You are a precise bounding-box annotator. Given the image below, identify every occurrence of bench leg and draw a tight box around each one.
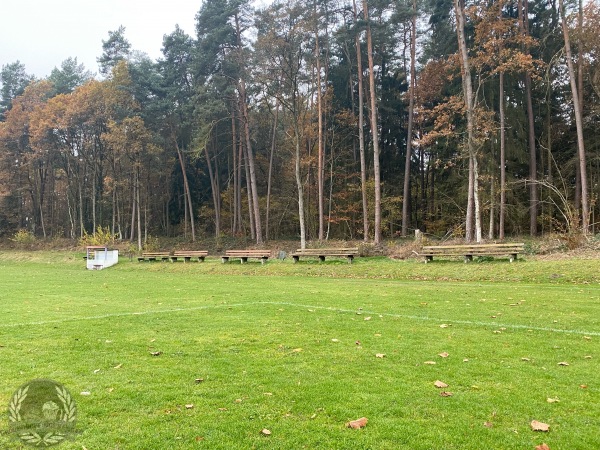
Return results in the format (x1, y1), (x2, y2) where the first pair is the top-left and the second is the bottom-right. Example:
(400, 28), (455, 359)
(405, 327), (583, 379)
(347, 256), (353, 264)
(319, 255), (325, 262)
(241, 257), (248, 264)
(261, 257), (268, 264)
(199, 257), (205, 262)
(464, 255), (473, 263)
(293, 256), (299, 263)
(425, 256), (432, 263)
(510, 254), (516, 263)
(221, 257), (229, 263)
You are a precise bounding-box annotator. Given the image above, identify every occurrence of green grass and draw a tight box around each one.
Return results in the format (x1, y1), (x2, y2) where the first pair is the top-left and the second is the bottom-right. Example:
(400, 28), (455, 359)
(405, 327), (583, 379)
(0, 251), (599, 449)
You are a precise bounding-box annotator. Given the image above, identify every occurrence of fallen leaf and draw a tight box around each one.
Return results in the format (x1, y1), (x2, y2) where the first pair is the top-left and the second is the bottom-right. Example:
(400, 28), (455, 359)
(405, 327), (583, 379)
(483, 421), (493, 428)
(291, 348), (302, 353)
(557, 361), (569, 366)
(463, 358), (469, 362)
(440, 324), (449, 328)
(185, 404), (194, 409)
(583, 336), (591, 340)
(195, 378), (204, 384)
(423, 361), (436, 365)
(355, 340), (361, 346)
(235, 398), (243, 403)
(331, 339), (339, 342)
(434, 380), (449, 388)
(546, 397), (559, 403)
(80, 391), (91, 396)
(584, 355), (592, 359)
(195, 436), (205, 442)
(150, 351), (162, 356)
(93, 369), (101, 374)
(346, 417), (368, 429)
(440, 391), (453, 397)
(531, 420), (550, 432)
(375, 353), (385, 358)
(438, 352), (449, 358)
(364, 317), (372, 321)
(580, 384), (588, 389)
(521, 357), (531, 362)
(535, 444), (550, 450)
(218, 408), (228, 411)
(263, 392), (273, 396)
(114, 363), (123, 369)
(261, 429), (272, 436)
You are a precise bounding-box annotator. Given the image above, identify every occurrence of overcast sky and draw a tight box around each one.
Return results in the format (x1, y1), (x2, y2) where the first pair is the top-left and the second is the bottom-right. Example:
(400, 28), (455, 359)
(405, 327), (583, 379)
(1, 0), (201, 78)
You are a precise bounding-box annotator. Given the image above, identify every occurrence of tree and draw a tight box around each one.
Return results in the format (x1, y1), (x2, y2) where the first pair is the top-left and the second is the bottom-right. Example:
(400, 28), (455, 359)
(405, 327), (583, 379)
(362, 0), (382, 245)
(98, 26), (131, 76)
(1, 61), (33, 120)
(558, 0), (588, 233)
(48, 57), (92, 95)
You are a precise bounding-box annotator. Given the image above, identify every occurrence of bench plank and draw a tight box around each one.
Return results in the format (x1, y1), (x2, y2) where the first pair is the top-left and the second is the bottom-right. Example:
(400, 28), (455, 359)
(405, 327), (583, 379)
(170, 251), (208, 262)
(291, 247), (359, 263)
(138, 252), (172, 262)
(418, 243), (524, 263)
(222, 250), (271, 264)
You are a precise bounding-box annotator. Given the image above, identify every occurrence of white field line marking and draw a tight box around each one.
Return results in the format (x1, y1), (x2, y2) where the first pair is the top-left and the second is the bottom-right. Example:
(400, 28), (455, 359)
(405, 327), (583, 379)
(2, 301), (600, 337)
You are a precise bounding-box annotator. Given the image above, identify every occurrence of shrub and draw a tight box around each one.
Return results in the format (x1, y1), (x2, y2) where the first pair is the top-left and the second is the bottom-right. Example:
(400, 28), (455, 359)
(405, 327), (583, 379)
(10, 229), (36, 247)
(78, 226), (116, 247)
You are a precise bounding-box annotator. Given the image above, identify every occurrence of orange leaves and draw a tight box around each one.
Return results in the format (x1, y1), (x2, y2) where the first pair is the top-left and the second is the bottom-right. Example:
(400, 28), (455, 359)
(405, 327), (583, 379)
(346, 417), (368, 429)
(530, 420), (550, 432)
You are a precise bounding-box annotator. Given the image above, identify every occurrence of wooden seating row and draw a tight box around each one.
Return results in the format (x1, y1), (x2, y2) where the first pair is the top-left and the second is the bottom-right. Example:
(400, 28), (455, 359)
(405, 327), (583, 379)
(417, 243), (525, 263)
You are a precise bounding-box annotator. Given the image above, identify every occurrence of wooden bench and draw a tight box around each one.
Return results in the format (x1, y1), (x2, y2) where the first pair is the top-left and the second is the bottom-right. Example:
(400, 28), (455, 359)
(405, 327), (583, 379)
(170, 250), (208, 262)
(418, 243), (525, 263)
(221, 249), (271, 264)
(138, 252), (171, 262)
(291, 248), (359, 264)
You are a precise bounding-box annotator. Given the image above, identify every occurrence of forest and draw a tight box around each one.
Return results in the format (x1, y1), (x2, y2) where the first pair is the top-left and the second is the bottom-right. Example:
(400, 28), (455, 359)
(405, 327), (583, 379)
(1, 0), (599, 249)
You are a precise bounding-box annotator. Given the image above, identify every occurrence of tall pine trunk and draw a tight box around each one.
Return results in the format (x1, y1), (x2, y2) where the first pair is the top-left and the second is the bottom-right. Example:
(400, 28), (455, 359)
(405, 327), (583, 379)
(559, 0), (589, 233)
(353, 0), (369, 241)
(402, 0), (417, 237)
(363, 0), (382, 245)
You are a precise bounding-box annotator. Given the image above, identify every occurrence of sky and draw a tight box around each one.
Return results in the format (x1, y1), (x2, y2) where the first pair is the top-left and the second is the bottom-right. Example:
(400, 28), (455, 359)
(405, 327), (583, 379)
(1, 0), (201, 78)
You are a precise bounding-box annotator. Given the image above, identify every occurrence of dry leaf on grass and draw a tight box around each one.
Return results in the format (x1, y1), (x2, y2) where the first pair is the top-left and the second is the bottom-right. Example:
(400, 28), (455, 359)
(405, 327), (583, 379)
(531, 420), (550, 432)
(440, 391), (453, 397)
(546, 397), (560, 403)
(150, 351), (162, 356)
(557, 361), (569, 366)
(483, 421), (493, 428)
(434, 380), (448, 388)
(438, 352), (449, 358)
(423, 361), (436, 365)
(439, 324), (449, 328)
(535, 444), (551, 450)
(375, 353), (385, 358)
(113, 363), (123, 369)
(195, 378), (204, 384)
(291, 348), (303, 353)
(185, 404), (194, 409)
(261, 429), (272, 436)
(346, 417), (368, 429)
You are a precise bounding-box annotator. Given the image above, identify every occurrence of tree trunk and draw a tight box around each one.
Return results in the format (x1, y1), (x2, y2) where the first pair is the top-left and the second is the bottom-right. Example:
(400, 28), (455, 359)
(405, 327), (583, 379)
(402, 0), (417, 237)
(353, 0), (369, 241)
(266, 103), (279, 241)
(315, 28), (325, 242)
(559, 0), (589, 233)
(499, 71), (506, 240)
(294, 124), (306, 249)
(175, 139), (195, 242)
(235, 13), (262, 244)
(204, 144), (220, 238)
(363, 0), (382, 245)
(454, 0), (480, 242)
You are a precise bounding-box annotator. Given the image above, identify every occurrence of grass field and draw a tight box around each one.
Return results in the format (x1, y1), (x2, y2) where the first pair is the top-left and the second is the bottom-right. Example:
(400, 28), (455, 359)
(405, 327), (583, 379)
(0, 251), (599, 449)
